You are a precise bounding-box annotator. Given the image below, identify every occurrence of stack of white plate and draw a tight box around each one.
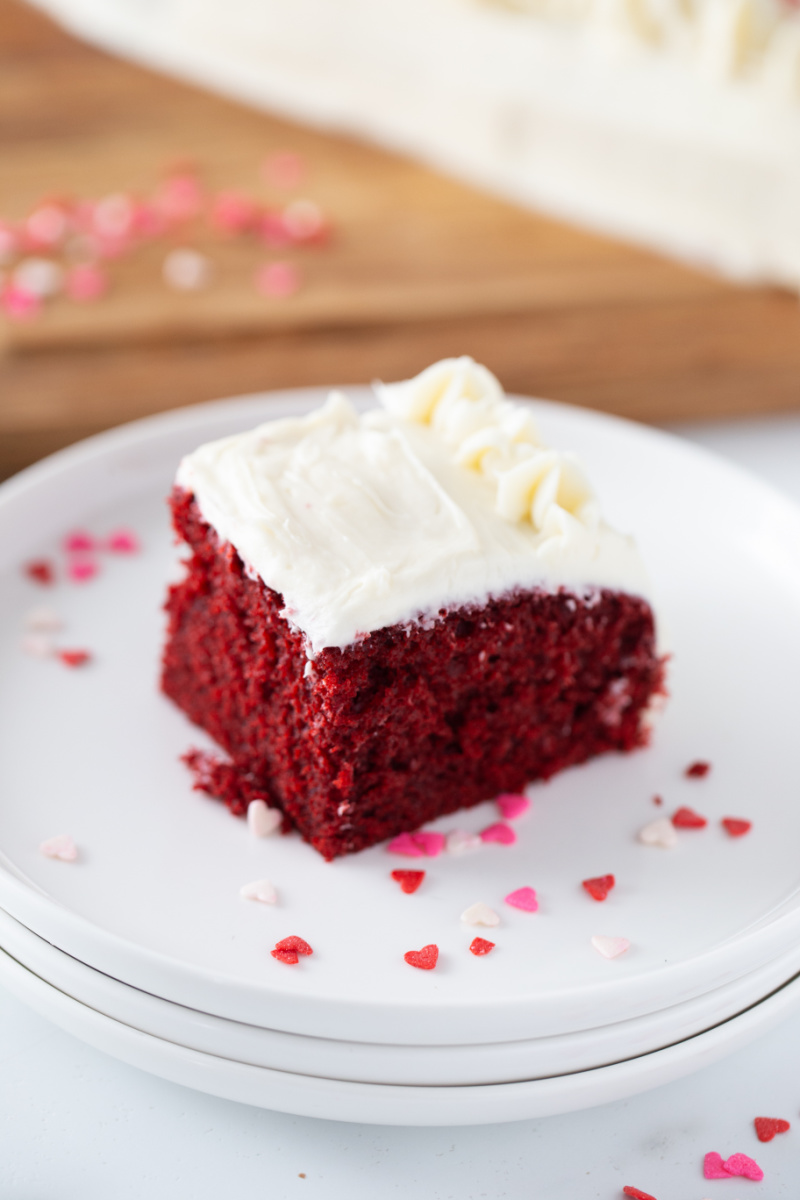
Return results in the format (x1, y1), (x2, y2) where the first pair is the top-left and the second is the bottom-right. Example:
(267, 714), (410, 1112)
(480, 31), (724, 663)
(2, 389), (800, 1127)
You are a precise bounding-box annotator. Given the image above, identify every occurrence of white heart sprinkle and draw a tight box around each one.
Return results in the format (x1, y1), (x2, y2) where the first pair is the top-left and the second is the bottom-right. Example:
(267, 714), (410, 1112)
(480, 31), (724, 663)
(447, 829), (482, 856)
(460, 902), (500, 927)
(239, 879), (278, 905)
(638, 817), (678, 849)
(247, 800), (282, 838)
(24, 606), (62, 632)
(39, 834), (78, 862)
(21, 633), (55, 659)
(591, 935), (630, 960)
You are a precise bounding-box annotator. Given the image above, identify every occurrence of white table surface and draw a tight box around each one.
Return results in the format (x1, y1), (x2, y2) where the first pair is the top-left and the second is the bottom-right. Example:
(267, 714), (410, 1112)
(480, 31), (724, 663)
(3, 410), (800, 1200)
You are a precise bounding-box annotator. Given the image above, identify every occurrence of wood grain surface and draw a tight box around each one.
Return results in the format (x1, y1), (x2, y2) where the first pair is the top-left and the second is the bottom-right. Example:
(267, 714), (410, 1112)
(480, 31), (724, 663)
(1, 0), (799, 480)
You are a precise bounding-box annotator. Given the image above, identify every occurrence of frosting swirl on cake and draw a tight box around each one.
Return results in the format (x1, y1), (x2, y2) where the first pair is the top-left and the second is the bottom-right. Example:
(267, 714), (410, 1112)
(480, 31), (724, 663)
(176, 358), (651, 653)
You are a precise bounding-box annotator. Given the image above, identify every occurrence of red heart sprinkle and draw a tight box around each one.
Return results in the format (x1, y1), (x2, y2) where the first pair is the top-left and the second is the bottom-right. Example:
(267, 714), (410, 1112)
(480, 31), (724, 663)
(582, 874), (615, 902)
(271, 947), (299, 964)
(722, 818), (752, 838)
(685, 760), (711, 778)
(623, 1188), (657, 1200)
(271, 935), (313, 965)
(25, 559), (55, 586)
(404, 943), (439, 970)
(754, 1116), (790, 1142)
(469, 937), (495, 956)
(391, 869), (425, 894)
(59, 649), (91, 668)
(672, 806), (707, 829)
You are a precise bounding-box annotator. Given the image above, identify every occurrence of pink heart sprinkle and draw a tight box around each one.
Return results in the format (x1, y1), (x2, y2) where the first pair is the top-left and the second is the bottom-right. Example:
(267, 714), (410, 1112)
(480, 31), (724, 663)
(106, 528), (140, 554)
(481, 822), (517, 846)
(64, 530), (95, 554)
(703, 1153), (730, 1180)
(2, 284), (41, 321)
(256, 260), (300, 298)
(67, 556), (99, 583)
(65, 264), (107, 302)
(39, 834), (78, 862)
(413, 831), (446, 857)
(505, 886), (538, 912)
(722, 1153), (763, 1181)
(387, 832), (424, 857)
(496, 793), (530, 820)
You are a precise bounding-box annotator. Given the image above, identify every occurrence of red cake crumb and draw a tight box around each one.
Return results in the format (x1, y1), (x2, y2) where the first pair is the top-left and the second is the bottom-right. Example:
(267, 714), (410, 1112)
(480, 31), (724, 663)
(162, 489), (665, 859)
(469, 937), (495, 956)
(672, 806), (707, 829)
(25, 559), (54, 586)
(271, 935), (313, 965)
(391, 869), (425, 894)
(722, 818), (752, 838)
(754, 1117), (790, 1142)
(622, 1188), (657, 1200)
(404, 944), (439, 970)
(685, 760), (711, 778)
(582, 874), (615, 902)
(652, 794), (663, 806)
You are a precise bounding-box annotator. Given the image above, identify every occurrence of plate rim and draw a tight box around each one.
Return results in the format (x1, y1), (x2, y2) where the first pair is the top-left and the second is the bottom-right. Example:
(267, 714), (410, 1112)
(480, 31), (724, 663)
(3, 387), (800, 1043)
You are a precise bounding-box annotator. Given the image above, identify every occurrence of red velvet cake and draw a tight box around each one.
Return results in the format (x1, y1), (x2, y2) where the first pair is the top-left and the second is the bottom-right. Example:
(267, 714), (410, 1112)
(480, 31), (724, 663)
(162, 358), (664, 859)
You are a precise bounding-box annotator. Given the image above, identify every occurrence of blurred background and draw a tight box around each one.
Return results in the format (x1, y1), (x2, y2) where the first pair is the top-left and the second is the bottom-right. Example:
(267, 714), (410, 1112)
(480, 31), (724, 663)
(2, 0), (800, 482)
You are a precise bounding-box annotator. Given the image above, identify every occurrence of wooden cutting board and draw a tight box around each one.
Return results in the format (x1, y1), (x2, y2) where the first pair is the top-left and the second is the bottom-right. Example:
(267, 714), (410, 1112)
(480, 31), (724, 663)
(2, 0), (799, 480)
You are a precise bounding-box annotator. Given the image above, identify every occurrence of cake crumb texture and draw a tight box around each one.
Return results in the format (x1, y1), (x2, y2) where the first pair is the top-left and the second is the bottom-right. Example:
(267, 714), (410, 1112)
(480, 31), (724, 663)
(163, 489), (665, 859)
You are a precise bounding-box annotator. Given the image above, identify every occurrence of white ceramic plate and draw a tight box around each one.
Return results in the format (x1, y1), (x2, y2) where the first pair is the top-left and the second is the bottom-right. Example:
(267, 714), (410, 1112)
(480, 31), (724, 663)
(3, 938), (800, 1125)
(3, 902), (800, 1086)
(2, 391), (800, 1044)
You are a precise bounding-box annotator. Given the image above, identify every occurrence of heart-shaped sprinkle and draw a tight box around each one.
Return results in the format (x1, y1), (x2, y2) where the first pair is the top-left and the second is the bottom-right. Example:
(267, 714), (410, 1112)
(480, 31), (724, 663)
(722, 1153), (763, 1181)
(722, 817), (752, 838)
(271, 935), (312, 965)
(388, 831), (424, 857)
(22, 633), (54, 659)
(469, 937), (495, 956)
(106, 528), (140, 554)
(391, 869), (425, 894)
(481, 822), (516, 846)
(404, 943), (439, 970)
(461, 902), (500, 927)
(505, 886), (538, 912)
(239, 879), (277, 904)
(638, 818), (678, 849)
(591, 935), (630, 959)
(754, 1116), (790, 1142)
(24, 606), (62, 632)
(64, 530), (95, 553)
(446, 829), (482, 855)
(686, 760), (711, 778)
(622, 1188), (656, 1200)
(39, 834), (78, 862)
(67, 556), (99, 583)
(496, 793), (530, 820)
(59, 649), (91, 668)
(25, 559), (55, 586)
(247, 799), (282, 838)
(703, 1153), (729, 1179)
(672, 806), (707, 829)
(582, 874), (615, 902)
(413, 831), (446, 857)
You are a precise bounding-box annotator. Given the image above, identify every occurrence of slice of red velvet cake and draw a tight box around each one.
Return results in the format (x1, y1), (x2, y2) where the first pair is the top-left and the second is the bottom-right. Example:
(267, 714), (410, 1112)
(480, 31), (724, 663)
(162, 357), (664, 859)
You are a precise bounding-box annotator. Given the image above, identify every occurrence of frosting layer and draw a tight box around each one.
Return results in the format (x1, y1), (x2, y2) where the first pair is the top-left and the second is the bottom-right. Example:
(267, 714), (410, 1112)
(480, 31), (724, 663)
(176, 359), (651, 653)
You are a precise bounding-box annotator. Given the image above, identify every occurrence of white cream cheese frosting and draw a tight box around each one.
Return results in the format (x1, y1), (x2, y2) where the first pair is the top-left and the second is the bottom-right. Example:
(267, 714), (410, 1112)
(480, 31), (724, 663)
(176, 358), (651, 654)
